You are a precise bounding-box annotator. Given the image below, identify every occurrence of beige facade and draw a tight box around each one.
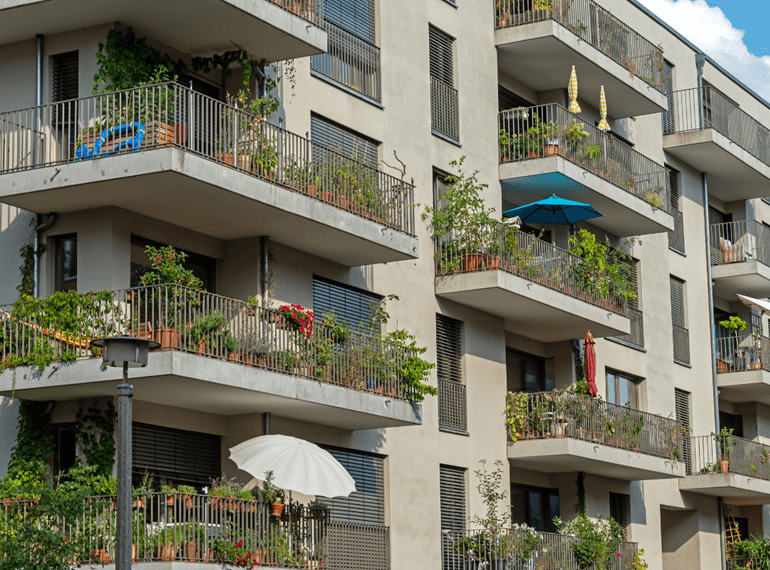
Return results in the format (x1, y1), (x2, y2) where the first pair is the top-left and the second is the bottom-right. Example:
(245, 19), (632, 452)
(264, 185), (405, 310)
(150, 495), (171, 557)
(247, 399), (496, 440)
(2, 0), (770, 568)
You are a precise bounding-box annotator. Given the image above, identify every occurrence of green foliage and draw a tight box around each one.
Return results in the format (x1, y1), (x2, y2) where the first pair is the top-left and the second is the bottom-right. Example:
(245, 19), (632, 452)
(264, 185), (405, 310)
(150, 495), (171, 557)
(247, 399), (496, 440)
(74, 401), (117, 476)
(8, 401), (55, 475)
(720, 316), (748, 336)
(209, 474), (248, 498)
(472, 459), (511, 535)
(734, 535), (770, 568)
(139, 245), (203, 290)
(17, 227), (46, 297)
(177, 484), (197, 494)
(714, 427), (737, 461)
(387, 329), (437, 402)
(568, 229), (637, 301)
(555, 514), (624, 570)
(258, 470), (286, 504)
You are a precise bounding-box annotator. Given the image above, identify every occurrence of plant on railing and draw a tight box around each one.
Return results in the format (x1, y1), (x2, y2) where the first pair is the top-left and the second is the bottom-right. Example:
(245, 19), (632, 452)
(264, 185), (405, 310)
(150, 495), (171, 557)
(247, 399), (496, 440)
(259, 470), (287, 515)
(190, 312), (238, 356)
(555, 514), (624, 570)
(720, 316), (747, 343)
(278, 304), (315, 339)
(733, 536), (770, 568)
(644, 190), (665, 209)
(285, 157), (318, 193)
(505, 391), (529, 442)
(714, 427), (737, 472)
(513, 114), (559, 158)
(568, 229), (636, 303)
(632, 548), (649, 570)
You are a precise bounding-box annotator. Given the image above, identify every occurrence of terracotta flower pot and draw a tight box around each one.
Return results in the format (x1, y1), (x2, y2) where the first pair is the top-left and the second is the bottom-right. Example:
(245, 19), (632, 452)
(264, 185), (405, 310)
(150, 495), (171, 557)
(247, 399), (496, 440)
(306, 184), (317, 197)
(152, 328), (179, 351)
(271, 502), (285, 516)
(720, 460), (729, 473)
(154, 544), (175, 561)
(462, 253), (485, 273)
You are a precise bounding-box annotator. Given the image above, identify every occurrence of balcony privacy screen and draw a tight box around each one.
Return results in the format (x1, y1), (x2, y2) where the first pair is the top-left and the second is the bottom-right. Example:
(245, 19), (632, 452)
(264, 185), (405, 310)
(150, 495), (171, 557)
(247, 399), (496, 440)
(317, 447), (385, 525)
(667, 166), (685, 253)
(132, 422), (221, 485)
(312, 276), (382, 333)
(661, 60), (675, 133)
(311, 113), (379, 167)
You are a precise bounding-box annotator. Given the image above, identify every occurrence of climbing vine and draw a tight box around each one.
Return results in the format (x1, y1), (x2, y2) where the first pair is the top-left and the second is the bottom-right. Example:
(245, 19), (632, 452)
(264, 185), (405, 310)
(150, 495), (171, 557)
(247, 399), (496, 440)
(74, 401), (117, 477)
(8, 401), (55, 475)
(17, 217), (46, 298)
(576, 471), (587, 517)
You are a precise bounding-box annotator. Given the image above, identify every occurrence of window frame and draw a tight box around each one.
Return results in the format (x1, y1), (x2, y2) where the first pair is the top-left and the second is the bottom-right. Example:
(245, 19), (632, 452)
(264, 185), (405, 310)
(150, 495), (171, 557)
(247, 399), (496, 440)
(54, 233), (78, 293)
(605, 369), (641, 409)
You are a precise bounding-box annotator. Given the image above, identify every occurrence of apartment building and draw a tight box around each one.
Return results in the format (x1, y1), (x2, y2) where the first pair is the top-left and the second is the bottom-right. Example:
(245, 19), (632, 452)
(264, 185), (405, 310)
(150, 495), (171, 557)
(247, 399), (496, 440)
(1, 0), (770, 568)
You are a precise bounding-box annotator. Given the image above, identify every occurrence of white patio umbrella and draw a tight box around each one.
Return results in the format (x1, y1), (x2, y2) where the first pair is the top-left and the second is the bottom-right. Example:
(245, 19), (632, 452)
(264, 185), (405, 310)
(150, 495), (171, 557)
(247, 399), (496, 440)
(738, 294), (770, 316)
(229, 434), (356, 497)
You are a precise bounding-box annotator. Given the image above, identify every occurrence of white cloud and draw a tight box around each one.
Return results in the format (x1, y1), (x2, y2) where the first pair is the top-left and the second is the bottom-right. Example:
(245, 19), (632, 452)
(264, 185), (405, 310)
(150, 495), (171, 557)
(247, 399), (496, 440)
(636, 0), (770, 102)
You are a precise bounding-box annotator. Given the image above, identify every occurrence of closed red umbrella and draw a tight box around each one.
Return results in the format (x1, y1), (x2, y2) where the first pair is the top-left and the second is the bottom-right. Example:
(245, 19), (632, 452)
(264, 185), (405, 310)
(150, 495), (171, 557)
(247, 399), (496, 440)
(584, 330), (598, 397)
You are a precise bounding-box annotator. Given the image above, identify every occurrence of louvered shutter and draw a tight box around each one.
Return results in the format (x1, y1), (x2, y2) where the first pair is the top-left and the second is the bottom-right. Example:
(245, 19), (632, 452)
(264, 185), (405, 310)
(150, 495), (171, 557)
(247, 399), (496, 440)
(667, 165), (685, 254)
(609, 493), (631, 540)
(499, 86), (533, 112)
(311, 114), (379, 166)
(317, 447), (384, 525)
(620, 258), (640, 312)
(323, 0), (376, 43)
(52, 51), (78, 126)
(437, 315), (462, 383)
(675, 389), (692, 474)
(132, 423), (221, 485)
(429, 26), (454, 87)
(661, 60), (675, 133)
(312, 277), (382, 333)
(669, 277), (685, 328)
(667, 166), (680, 211)
(439, 466), (466, 531)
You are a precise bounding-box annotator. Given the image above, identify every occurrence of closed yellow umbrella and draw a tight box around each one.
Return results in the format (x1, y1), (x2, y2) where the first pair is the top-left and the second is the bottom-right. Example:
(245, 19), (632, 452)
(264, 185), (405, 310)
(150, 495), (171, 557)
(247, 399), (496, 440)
(568, 65), (581, 114)
(598, 85), (610, 131)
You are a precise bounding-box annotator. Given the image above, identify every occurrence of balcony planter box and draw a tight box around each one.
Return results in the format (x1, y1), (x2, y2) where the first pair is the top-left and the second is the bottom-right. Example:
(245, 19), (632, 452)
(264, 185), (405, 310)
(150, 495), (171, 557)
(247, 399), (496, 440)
(151, 328), (179, 351)
(91, 550), (110, 563)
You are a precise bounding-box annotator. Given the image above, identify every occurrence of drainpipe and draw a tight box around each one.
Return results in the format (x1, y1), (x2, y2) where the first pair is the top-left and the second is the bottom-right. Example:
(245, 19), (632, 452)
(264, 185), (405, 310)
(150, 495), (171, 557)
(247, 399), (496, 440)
(260, 236), (270, 308)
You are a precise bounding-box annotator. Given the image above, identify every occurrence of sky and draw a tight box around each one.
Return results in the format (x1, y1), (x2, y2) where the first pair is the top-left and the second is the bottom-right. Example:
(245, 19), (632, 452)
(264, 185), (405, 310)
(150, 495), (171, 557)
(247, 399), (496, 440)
(635, 0), (770, 102)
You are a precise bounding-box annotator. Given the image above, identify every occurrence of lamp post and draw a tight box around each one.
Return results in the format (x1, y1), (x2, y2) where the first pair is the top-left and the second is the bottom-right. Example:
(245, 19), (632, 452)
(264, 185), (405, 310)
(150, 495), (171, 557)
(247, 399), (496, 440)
(90, 337), (159, 570)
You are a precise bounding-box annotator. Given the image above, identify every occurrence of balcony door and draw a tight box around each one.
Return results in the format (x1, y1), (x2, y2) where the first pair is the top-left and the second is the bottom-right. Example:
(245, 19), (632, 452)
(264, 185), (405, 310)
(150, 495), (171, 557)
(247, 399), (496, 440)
(506, 349), (554, 394)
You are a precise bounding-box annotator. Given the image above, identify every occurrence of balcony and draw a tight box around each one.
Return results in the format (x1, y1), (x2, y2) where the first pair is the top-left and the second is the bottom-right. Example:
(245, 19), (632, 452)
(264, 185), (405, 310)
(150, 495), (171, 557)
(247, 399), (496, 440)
(0, 0), (326, 60)
(664, 87), (770, 200)
(494, 0), (668, 119)
(0, 285), (424, 430)
(499, 105), (674, 237)
(506, 392), (686, 480)
(2, 492), (389, 569)
(714, 335), (770, 407)
(442, 528), (637, 569)
(434, 225), (630, 342)
(680, 436), (770, 505)
(710, 221), (770, 299)
(0, 83), (417, 267)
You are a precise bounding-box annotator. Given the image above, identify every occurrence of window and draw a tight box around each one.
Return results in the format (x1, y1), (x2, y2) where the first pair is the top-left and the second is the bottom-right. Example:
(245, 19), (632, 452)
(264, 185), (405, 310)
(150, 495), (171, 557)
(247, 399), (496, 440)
(606, 370), (639, 408)
(130, 235), (216, 292)
(609, 493), (631, 540)
(661, 60), (674, 133)
(310, 114), (379, 166)
(437, 315), (465, 432)
(675, 389), (692, 474)
(498, 86), (533, 112)
(53, 423), (77, 476)
(507, 349), (555, 394)
(510, 484), (559, 533)
(52, 51), (78, 131)
(312, 277), (382, 334)
(667, 165), (685, 254)
(54, 234), (77, 292)
(720, 411), (744, 438)
(440, 465), (466, 570)
(132, 423), (221, 488)
(670, 276), (690, 364)
(429, 25), (459, 142)
(318, 447), (384, 525)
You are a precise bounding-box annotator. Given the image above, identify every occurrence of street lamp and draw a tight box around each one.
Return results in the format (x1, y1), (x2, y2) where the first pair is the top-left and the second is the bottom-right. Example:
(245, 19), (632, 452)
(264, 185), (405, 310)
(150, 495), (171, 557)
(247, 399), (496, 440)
(90, 336), (159, 570)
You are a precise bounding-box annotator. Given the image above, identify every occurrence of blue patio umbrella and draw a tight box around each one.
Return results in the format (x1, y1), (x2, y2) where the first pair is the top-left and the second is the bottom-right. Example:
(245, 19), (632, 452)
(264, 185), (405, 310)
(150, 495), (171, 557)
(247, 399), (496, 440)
(503, 195), (603, 244)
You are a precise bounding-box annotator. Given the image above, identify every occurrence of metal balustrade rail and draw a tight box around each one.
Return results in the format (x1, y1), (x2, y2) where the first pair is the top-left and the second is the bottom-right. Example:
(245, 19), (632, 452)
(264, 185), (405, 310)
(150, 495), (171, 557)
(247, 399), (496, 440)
(499, 105), (670, 211)
(435, 223), (628, 315)
(439, 379), (467, 432)
(327, 522), (389, 570)
(495, 0), (664, 92)
(0, 284), (421, 402)
(311, 21), (381, 102)
(690, 435), (770, 481)
(665, 87), (770, 167)
(431, 77), (460, 142)
(609, 307), (644, 348)
(506, 391), (684, 461)
(715, 335), (770, 374)
(268, 0), (324, 27)
(442, 528), (638, 570)
(1, 493), (328, 566)
(0, 82), (413, 235)
(673, 325), (690, 365)
(710, 220), (770, 267)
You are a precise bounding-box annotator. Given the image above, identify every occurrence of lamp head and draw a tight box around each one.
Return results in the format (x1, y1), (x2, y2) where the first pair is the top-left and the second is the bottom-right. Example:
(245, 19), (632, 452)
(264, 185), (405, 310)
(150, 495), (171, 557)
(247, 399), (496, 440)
(90, 337), (160, 368)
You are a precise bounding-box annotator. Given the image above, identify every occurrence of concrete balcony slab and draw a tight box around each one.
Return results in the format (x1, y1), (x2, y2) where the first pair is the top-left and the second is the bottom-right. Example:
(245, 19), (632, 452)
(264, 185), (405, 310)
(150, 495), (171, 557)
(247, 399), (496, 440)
(0, 0), (326, 61)
(717, 370), (770, 407)
(712, 260), (770, 300)
(507, 438), (684, 481)
(679, 473), (770, 505)
(0, 352), (422, 431)
(495, 20), (668, 119)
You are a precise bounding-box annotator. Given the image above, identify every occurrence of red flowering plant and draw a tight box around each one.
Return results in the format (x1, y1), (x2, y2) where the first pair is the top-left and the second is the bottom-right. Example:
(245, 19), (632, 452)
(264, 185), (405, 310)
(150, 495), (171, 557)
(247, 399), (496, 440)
(277, 304), (315, 338)
(212, 525), (262, 569)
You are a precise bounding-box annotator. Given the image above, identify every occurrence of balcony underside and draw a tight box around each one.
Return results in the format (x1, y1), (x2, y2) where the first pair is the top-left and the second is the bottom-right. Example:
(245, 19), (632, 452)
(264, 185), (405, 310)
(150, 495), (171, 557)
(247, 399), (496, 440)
(495, 21), (668, 119)
(500, 158), (674, 237)
(0, 0), (326, 60)
(0, 352), (422, 430)
(717, 370), (770, 407)
(679, 474), (770, 505)
(435, 270), (630, 342)
(663, 130), (770, 202)
(0, 148), (418, 267)
(712, 261), (770, 300)
(507, 438), (684, 481)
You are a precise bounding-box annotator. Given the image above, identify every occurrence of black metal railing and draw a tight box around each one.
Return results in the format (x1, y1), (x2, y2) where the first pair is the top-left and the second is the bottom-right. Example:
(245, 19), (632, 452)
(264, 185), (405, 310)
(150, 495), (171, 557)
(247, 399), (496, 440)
(668, 209), (685, 253)
(435, 223), (627, 316)
(506, 391), (684, 461)
(499, 104), (670, 211)
(0, 82), (413, 235)
(673, 325), (690, 365)
(268, 0), (325, 27)
(715, 335), (770, 374)
(439, 379), (467, 432)
(0, 284), (423, 402)
(609, 307), (644, 348)
(443, 528), (637, 570)
(495, 0), (664, 92)
(690, 435), (770, 481)
(431, 77), (460, 142)
(1, 493), (328, 566)
(710, 220), (770, 267)
(665, 87), (770, 167)
(311, 21), (381, 102)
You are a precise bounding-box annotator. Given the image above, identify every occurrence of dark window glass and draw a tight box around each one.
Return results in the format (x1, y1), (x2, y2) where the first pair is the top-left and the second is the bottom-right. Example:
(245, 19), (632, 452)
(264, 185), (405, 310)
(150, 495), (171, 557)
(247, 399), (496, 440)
(610, 492), (631, 540)
(55, 234), (77, 292)
(54, 424), (77, 476)
(52, 51), (78, 103)
(606, 370), (640, 408)
(719, 411), (744, 438)
(506, 349), (555, 393)
(510, 484), (559, 533)
(130, 235), (216, 292)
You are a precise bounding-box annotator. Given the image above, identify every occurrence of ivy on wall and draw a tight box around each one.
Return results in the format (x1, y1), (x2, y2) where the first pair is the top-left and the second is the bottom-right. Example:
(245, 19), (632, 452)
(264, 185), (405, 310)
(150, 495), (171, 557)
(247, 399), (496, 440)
(8, 401), (55, 475)
(74, 401), (117, 477)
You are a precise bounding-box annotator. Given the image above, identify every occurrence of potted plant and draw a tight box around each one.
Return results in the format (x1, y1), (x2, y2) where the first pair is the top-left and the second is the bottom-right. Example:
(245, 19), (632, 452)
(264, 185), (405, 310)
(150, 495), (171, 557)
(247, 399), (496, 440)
(277, 304), (315, 338)
(177, 484), (197, 508)
(750, 329), (763, 369)
(715, 427), (735, 473)
(132, 471), (153, 508)
(308, 499), (328, 521)
(243, 331), (272, 367)
(152, 526), (176, 561)
(644, 190), (665, 209)
(181, 519), (208, 561)
(260, 470), (286, 516)
(720, 316), (747, 368)
(208, 475), (243, 510)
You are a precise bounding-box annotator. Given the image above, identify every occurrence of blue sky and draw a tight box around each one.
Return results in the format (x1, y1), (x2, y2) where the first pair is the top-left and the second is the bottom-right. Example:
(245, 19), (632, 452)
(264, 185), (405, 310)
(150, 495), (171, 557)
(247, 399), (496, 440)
(637, 0), (770, 101)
